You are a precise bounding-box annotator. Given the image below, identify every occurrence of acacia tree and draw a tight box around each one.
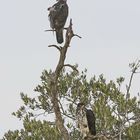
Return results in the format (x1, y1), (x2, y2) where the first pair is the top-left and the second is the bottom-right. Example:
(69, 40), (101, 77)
(2, 3), (140, 140)
(2, 57), (140, 140)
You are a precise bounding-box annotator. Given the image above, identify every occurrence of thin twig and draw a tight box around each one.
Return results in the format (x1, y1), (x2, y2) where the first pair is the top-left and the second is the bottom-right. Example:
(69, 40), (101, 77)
(48, 45), (61, 51)
(58, 100), (76, 120)
(34, 111), (47, 119)
(62, 112), (76, 120)
(45, 29), (56, 32)
(45, 30), (82, 39)
(73, 34), (82, 39)
(46, 121), (55, 125)
(45, 28), (68, 32)
(126, 71), (134, 97)
(63, 64), (79, 72)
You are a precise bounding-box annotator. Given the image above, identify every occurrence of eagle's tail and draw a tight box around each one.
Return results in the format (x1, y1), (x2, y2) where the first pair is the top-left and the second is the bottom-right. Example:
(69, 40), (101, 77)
(56, 29), (63, 44)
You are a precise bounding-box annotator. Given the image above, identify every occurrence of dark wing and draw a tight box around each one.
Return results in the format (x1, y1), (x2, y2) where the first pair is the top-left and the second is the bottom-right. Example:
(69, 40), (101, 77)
(48, 2), (61, 29)
(86, 109), (96, 136)
(48, 1), (68, 30)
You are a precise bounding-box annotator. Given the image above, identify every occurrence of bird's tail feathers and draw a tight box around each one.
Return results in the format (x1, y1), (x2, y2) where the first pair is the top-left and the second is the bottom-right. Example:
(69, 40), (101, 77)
(56, 29), (63, 44)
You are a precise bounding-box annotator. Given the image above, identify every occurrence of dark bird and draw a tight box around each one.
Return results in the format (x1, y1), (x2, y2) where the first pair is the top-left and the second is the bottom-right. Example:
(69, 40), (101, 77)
(76, 103), (96, 139)
(48, 0), (68, 44)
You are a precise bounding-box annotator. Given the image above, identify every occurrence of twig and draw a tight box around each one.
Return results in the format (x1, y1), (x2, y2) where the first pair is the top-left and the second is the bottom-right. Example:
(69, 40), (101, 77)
(64, 96), (77, 106)
(126, 60), (140, 102)
(46, 121), (55, 125)
(126, 71), (134, 97)
(45, 29), (56, 32)
(45, 28), (68, 32)
(67, 19), (81, 38)
(63, 64), (79, 72)
(34, 111), (47, 119)
(58, 100), (76, 120)
(48, 45), (61, 51)
(73, 34), (82, 39)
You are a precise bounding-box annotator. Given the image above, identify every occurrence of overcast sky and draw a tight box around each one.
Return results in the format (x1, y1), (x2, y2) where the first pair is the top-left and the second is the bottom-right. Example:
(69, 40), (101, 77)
(0, 0), (140, 138)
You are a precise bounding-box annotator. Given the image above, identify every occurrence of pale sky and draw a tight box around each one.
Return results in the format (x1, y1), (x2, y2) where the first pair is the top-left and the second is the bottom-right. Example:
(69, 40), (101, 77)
(0, 0), (140, 138)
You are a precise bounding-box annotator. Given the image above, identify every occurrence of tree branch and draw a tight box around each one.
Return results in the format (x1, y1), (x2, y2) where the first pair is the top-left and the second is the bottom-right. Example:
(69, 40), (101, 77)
(48, 45), (61, 51)
(127, 60), (140, 96)
(73, 34), (82, 39)
(117, 60), (140, 140)
(63, 64), (79, 72)
(45, 29), (56, 32)
(48, 19), (78, 140)
(58, 100), (76, 120)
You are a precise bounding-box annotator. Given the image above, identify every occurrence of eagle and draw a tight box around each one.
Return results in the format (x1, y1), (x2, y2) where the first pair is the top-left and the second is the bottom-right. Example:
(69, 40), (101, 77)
(48, 0), (69, 44)
(76, 103), (96, 139)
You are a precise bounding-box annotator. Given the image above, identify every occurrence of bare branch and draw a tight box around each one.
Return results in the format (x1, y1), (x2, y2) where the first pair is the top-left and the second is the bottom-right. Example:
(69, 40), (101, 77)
(64, 27), (68, 30)
(64, 96), (77, 106)
(46, 121), (55, 125)
(48, 19), (77, 140)
(126, 71), (134, 97)
(45, 29), (56, 32)
(59, 100), (76, 120)
(58, 100), (65, 115)
(45, 28), (67, 32)
(73, 34), (82, 39)
(48, 45), (61, 51)
(63, 64), (79, 72)
(126, 60), (140, 97)
(34, 111), (47, 119)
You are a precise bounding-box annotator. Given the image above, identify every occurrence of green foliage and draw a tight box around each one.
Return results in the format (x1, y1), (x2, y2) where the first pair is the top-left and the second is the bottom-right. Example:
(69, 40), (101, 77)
(125, 121), (140, 140)
(2, 61), (140, 139)
(3, 118), (62, 140)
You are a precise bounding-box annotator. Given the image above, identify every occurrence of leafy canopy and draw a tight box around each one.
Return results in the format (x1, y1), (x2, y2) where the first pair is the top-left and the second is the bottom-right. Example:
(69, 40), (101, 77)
(3, 61), (140, 140)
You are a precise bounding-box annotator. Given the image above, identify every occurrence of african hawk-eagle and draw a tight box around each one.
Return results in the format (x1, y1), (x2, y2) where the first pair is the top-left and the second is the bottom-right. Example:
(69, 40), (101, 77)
(48, 0), (68, 44)
(76, 103), (96, 139)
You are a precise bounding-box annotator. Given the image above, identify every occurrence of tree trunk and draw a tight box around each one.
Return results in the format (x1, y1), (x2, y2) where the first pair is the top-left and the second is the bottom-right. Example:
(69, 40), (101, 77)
(49, 20), (75, 140)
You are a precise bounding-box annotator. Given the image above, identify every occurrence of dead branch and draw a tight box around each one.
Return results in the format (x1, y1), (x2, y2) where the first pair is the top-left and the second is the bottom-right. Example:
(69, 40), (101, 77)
(73, 34), (82, 39)
(45, 28), (70, 32)
(48, 45), (61, 51)
(58, 100), (76, 120)
(127, 60), (140, 96)
(45, 29), (56, 32)
(63, 64), (79, 72)
(48, 19), (79, 140)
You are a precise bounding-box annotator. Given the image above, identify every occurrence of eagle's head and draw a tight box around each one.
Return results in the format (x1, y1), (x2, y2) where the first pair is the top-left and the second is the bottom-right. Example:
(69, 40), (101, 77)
(76, 102), (85, 114)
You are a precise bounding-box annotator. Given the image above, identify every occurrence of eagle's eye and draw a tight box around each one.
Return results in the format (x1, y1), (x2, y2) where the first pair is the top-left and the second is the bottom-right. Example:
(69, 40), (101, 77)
(83, 124), (87, 128)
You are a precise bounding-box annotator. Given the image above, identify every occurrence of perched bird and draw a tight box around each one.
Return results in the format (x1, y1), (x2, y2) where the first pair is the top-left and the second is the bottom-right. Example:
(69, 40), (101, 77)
(76, 103), (96, 139)
(48, 0), (69, 44)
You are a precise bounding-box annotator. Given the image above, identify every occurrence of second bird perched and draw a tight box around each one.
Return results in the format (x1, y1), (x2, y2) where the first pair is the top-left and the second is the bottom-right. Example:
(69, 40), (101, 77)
(76, 103), (96, 139)
(48, 0), (69, 44)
